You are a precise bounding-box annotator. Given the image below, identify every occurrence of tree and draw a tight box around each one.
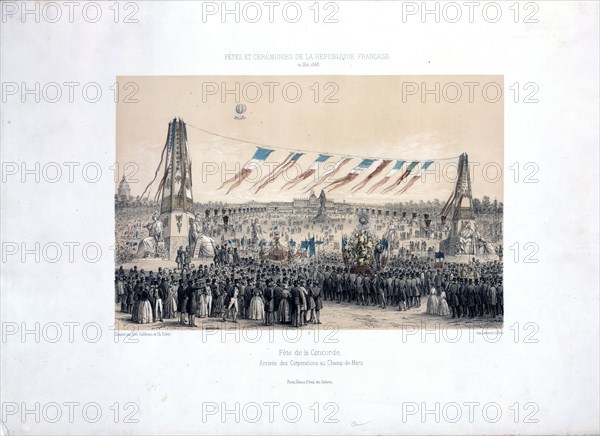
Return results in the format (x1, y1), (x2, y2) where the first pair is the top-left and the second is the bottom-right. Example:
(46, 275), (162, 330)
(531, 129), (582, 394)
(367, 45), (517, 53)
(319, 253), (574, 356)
(472, 198), (482, 214)
(482, 196), (491, 214)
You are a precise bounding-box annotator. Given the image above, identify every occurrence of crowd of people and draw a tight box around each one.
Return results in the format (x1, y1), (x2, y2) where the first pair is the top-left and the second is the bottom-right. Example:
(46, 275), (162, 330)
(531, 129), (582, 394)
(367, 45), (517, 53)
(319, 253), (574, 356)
(115, 252), (503, 328)
(115, 258), (325, 328)
(114, 198), (503, 327)
(115, 201), (460, 265)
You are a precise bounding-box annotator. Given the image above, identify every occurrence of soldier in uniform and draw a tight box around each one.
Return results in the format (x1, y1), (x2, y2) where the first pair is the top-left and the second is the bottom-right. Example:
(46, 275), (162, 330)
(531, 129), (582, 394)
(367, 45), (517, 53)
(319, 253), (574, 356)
(176, 246), (184, 270)
(184, 246), (191, 270)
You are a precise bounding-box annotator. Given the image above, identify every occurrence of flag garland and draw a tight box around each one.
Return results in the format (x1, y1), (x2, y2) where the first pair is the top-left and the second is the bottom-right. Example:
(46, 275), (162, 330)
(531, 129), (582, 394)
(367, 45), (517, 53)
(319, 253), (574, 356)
(325, 158), (376, 192)
(180, 122), (461, 197)
(351, 159), (392, 192)
(303, 157), (352, 193)
(281, 154), (330, 190)
(218, 147), (274, 194)
(367, 160), (406, 193)
(254, 152), (304, 194)
(381, 161), (420, 194)
(217, 151), (437, 195)
(397, 161), (434, 194)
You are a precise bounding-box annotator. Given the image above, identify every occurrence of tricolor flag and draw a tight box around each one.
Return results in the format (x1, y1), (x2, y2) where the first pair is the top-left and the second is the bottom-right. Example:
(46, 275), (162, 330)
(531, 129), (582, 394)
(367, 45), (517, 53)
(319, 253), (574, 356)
(303, 157), (352, 193)
(367, 160), (406, 193)
(351, 159), (392, 192)
(325, 158), (377, 192)
(308, 236), (316, 257)
(219, 147), (274, 194)
(254, 152), (304, 194)
(381, 161), (419, 194)
(282, 154), (330, 190)
(398, 161), (434, 194)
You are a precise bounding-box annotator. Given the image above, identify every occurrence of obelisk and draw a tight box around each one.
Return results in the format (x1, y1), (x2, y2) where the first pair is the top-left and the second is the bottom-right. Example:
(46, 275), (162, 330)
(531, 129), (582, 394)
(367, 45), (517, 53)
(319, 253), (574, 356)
(158, 118), (195, 260)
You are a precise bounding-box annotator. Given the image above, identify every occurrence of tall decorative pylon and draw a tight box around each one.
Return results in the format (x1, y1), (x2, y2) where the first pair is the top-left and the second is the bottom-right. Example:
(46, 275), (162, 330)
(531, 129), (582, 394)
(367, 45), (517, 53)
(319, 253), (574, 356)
(158, 118), (195, 260)
(440, 153), (476, 256)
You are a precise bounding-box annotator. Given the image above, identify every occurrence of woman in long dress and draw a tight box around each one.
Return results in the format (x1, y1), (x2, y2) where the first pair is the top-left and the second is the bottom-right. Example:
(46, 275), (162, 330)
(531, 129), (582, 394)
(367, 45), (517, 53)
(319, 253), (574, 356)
(437, 288), (450, 316)
(213, 285), (224, 318)
(163, 282), (178, 319)
(249, 289), (265, 321)
(131, 288), (140, 322)
(138, 288), (153, 324)
(426, 287), (439, 315)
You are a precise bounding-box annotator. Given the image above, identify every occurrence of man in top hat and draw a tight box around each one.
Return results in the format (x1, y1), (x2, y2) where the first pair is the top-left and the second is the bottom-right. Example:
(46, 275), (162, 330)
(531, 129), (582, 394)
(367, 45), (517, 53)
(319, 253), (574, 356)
(448, 278), (460, 318)
(290, 280), (301, 327)
(153, 279), (165, 322)
(177, 279), (187, 325)
(263, 279), (275, 326)
(298, 279), (308, 326)
(185, 279), (200, 327)
(223, 278), (240, 322)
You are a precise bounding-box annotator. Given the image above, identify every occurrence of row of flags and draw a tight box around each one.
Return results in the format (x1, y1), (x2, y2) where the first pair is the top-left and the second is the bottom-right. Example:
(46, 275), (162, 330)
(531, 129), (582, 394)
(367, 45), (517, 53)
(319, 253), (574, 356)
(219, 147), (436, 195)
(299, 236), (323, 257)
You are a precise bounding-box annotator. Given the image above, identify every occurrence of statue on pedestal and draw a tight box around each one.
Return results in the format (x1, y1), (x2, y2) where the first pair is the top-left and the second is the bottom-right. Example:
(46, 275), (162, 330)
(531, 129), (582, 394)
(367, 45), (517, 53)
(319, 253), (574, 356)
(313, 189), (329, 223)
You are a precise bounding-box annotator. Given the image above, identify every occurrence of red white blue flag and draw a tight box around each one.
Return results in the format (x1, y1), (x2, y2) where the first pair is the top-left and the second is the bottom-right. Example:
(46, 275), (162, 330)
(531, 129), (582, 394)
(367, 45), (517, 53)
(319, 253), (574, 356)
(282, 154), (330, 190)
(398, 161), (434, 194)
(381, 161), (419, 194)
(219, 147), (274, 194)
(303, 157), (352, 193)
(325, 158), (377, 192)
(351, 159), (392, 192)
(254, 152), (304, 194)
(367, 160), (406, 193)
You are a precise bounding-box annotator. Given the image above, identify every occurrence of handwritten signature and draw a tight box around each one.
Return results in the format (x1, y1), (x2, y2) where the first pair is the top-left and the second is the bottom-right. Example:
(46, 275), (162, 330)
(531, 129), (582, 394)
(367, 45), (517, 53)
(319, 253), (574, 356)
(351, 420), (372, 427)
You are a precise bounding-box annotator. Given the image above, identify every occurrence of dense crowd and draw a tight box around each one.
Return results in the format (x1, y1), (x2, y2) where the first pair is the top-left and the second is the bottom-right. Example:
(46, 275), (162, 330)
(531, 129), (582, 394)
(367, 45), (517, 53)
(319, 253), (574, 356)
(115, 253), (503, 328)
(114, 203), (452, 265)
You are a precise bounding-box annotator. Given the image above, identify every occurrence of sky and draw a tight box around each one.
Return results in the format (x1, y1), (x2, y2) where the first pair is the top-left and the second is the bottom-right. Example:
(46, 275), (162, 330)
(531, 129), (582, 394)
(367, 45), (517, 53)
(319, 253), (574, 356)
(116, 76), (503, 205)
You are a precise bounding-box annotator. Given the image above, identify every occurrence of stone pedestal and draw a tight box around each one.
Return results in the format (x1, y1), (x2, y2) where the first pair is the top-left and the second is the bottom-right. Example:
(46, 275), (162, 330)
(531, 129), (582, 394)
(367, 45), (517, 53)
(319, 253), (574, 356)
(313, 211), (329, 223)
(160, 211), (194, 261)
(442, 215), (476, 256)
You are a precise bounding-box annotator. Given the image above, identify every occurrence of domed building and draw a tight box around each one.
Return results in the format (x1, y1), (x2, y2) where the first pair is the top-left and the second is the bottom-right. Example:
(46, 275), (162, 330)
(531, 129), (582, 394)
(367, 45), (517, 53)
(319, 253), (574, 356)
(117, 175), (131, 200)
